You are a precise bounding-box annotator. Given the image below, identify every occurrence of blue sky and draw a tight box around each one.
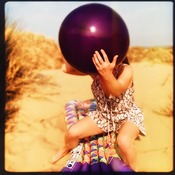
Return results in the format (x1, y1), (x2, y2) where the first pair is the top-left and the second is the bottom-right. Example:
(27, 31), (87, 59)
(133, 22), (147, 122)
(5, 1), (173, 47)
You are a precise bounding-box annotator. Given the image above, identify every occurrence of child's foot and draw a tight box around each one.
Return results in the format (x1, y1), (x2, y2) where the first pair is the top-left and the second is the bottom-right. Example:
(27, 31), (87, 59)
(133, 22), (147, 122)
(51, 146), (69, 164)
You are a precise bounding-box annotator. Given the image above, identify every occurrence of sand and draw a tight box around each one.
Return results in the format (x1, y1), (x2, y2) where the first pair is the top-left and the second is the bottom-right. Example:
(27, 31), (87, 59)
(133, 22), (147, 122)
(5, 62), (173, 172)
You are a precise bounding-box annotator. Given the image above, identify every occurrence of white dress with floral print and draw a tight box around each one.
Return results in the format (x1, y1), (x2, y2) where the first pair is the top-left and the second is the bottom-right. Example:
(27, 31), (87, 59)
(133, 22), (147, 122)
(87, 66), (146, 136)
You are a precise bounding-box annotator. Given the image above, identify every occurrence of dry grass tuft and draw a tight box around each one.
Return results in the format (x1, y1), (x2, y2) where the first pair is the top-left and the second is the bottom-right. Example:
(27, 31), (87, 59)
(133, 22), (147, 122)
(153, 94), (173, 117)
(5, 25), (64, 123)
(128, 46), (173, 64)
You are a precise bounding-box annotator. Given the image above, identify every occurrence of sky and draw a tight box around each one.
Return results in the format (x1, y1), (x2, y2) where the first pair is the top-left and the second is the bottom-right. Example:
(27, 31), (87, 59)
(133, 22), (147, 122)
(4, 1), (173, 47)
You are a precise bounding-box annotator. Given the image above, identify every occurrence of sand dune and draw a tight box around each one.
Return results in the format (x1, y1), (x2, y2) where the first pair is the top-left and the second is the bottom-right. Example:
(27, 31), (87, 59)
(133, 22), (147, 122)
(5, 61), (173, 172)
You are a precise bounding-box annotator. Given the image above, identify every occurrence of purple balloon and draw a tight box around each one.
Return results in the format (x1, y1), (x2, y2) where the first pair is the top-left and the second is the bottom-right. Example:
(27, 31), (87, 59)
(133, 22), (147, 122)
(59, 3), (130, 73)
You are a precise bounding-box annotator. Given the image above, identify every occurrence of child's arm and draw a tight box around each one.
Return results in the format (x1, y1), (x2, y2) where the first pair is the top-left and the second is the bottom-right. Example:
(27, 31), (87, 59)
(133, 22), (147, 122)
(92, 49), (133, 97)
(62, 60), (87, 76)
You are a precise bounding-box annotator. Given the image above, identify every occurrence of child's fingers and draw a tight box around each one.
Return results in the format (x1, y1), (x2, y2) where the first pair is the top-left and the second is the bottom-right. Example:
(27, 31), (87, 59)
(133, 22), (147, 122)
(94, 51), (104, 66)
(94, 51), (104, 64)
(100, 49), (109, 63)
(92, 56), (100, 69)
(112, 55), (118, 65)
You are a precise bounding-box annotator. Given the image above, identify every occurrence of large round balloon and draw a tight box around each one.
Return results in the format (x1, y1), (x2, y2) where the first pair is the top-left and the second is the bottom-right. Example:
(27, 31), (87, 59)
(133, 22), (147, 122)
(59, 3), (130, 73)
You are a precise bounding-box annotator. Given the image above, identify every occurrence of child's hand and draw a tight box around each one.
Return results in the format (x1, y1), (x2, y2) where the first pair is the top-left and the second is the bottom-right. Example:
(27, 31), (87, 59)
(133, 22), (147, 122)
(92, 49), (118, 77)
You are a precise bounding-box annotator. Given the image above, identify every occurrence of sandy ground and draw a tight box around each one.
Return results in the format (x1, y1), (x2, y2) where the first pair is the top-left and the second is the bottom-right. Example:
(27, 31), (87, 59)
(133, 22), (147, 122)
(5, 62), (173, 172)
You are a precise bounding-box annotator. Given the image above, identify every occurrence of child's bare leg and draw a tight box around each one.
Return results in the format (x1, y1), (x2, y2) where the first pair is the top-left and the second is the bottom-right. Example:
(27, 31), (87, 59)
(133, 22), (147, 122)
(51, 116), (103, 164)
(51, 131), (79, 164)
(117, 121), (139, 171)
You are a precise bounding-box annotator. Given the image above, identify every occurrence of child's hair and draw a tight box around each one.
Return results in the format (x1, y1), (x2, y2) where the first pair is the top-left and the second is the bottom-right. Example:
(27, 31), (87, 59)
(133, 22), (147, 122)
(122, 56), (129, 65)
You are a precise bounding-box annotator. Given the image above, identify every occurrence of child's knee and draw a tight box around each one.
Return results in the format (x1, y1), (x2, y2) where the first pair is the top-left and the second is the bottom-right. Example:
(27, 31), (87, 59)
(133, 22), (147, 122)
(117, 135), (131, 152)
(66, 125), (80, 140)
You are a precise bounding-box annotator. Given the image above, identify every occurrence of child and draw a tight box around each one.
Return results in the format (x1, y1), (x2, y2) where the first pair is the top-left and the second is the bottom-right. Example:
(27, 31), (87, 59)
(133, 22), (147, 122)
(52, 49), (146, 171)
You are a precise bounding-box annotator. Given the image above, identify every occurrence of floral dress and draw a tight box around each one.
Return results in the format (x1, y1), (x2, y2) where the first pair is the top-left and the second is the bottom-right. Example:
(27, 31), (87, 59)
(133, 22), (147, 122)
(87, 65), (146, 136)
